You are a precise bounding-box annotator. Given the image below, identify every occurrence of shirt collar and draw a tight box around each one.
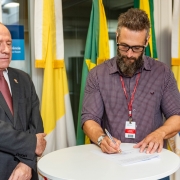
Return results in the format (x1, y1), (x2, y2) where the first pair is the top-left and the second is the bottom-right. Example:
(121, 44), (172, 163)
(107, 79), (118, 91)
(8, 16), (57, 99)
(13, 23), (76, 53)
(143, 55), (151, 71)
(3, 68), (8, 75)
(106, 56), (120, 75)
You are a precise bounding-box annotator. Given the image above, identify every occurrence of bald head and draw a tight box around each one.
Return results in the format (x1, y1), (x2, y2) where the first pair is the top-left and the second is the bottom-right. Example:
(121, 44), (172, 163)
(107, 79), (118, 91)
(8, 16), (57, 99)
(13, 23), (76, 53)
(0, 23), (12, 70)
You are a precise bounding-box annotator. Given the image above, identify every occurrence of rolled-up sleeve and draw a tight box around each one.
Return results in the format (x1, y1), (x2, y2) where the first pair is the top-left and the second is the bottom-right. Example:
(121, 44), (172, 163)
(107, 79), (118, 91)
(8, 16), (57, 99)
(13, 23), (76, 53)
(161, 67), (180, 118)
(81, 68), (104, 127)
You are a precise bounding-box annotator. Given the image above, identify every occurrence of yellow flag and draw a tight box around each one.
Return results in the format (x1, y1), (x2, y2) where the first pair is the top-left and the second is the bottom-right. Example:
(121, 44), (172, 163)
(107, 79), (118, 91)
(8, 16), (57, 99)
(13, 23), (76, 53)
(34, 0), (76, 155)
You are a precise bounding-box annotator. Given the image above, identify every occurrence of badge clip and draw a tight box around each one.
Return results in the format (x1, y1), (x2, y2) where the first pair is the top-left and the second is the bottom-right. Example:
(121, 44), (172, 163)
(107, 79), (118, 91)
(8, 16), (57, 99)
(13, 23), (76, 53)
(129, 117), (132, 124)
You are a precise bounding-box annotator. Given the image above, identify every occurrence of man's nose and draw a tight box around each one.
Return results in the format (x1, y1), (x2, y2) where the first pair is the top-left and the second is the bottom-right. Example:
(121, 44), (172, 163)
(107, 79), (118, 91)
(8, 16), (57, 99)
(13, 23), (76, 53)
(126, 48), (134, 58)
(0, 43), (10, 53)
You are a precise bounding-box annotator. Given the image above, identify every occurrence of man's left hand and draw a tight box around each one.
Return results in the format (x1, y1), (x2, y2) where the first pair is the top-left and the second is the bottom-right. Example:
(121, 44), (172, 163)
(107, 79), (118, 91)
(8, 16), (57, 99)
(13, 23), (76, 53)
(133, 130), (164, 154)
(8, 162), (32, 180)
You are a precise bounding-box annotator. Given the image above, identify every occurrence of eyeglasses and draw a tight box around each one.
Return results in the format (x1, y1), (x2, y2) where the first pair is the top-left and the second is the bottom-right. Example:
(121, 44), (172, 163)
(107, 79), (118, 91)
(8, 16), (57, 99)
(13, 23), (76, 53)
(117, 43), (145, 53)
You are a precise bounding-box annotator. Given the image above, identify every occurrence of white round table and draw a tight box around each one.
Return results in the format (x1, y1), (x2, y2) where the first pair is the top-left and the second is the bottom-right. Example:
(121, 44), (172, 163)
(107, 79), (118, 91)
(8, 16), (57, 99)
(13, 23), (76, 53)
(38, 144), (180, 180)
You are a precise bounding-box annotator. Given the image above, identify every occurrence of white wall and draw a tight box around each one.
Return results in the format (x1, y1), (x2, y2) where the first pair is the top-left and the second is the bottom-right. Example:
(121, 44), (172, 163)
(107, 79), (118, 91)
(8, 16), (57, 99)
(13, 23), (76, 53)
(154, 0), (172, 66)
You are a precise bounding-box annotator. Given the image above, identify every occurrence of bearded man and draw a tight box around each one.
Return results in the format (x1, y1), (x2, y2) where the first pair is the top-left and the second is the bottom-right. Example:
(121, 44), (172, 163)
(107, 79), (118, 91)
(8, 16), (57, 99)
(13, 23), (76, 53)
(81, 8), (180, 161)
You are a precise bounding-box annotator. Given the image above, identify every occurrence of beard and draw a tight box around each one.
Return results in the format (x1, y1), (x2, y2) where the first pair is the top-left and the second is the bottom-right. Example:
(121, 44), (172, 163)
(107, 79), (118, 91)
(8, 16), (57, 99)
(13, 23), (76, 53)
(116, 49), (144, 77)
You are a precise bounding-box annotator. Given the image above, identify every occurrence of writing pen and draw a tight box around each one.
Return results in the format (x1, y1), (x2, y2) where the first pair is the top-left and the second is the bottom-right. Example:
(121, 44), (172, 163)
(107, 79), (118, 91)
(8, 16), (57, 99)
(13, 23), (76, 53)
(105, 128), (121, 153)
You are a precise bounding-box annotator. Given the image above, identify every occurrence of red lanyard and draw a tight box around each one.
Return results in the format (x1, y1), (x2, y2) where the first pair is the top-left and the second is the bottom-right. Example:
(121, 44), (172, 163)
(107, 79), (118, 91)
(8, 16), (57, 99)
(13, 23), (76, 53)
(120, 73), (141, 122)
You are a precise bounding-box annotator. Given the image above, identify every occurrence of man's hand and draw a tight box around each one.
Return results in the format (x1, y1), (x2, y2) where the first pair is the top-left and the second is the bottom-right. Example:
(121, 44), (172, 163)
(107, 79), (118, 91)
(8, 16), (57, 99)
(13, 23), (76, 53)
(83, 120), (121, 154)
(133, 130), (164, 154)
(35, 133), (46, 156)
(8, 162), (32, 180)
(100, 136), (121, 154)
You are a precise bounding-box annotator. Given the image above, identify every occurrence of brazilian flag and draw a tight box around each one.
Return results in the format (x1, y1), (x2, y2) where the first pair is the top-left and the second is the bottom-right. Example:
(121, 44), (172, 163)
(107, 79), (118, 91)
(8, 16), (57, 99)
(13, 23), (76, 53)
(76, 0), (110, 145)
(134, 0), (158, 59)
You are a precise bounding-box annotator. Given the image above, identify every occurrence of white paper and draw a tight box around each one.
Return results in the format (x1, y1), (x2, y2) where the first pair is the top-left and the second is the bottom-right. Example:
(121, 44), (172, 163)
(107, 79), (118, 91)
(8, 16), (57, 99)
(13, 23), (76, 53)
(92, 143), (160, 166)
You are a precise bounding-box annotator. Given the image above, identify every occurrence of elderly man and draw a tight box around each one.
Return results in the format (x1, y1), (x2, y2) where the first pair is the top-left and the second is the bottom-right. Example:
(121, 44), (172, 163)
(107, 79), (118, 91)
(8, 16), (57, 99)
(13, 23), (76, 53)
(0, 23), (46, 180)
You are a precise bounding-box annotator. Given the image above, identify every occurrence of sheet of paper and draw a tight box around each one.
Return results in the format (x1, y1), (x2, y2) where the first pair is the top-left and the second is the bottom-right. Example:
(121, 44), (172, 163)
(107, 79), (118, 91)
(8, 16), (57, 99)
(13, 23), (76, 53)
(92, 143), (160, 166)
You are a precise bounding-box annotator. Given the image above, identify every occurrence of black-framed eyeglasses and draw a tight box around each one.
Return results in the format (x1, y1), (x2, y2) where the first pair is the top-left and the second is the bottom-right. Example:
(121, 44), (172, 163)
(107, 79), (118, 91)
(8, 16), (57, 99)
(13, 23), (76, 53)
(117, 43), (145, 53)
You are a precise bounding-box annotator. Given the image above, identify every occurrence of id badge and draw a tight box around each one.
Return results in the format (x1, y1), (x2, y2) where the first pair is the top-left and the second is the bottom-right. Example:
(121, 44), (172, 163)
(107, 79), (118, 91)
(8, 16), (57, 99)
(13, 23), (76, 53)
(125, 121), (136, 138)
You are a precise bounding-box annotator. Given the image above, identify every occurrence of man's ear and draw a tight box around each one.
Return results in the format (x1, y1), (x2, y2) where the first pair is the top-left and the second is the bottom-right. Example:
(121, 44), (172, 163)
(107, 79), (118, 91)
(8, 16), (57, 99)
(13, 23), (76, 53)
(116, 32), (119, 43)
(145, 35), (150, 47)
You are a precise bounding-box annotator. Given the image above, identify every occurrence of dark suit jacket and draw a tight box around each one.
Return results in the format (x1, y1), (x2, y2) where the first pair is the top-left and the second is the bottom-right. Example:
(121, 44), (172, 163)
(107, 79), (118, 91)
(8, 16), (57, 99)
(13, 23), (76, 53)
(0, 67), (44, 180)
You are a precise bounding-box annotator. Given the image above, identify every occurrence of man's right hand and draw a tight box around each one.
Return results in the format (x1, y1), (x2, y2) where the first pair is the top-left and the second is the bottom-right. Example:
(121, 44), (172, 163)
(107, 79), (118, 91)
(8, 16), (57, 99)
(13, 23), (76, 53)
(8, 162), (32, 180)
(35, 133), (46, 156)
(100, 136), (121, 154)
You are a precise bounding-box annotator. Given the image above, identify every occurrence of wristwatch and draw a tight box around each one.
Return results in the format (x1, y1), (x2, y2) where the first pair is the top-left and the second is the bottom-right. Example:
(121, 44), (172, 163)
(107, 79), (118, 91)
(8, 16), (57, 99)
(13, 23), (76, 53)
(97, 135), (106, 146)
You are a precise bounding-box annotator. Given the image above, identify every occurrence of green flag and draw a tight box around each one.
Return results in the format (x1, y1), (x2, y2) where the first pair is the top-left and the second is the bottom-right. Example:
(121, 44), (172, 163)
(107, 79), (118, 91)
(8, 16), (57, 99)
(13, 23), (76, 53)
(134, 0), (158, 59)
(76, 0), (110, 145)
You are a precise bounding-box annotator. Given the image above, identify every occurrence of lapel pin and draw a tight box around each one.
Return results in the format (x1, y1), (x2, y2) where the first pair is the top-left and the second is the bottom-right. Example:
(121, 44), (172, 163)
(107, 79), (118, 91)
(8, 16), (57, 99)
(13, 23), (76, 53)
(14, 79), (18, 83)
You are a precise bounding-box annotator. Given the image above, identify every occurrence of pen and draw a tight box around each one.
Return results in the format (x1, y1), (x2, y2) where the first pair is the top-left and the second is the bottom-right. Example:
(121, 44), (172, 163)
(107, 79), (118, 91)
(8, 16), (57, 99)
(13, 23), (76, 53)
(105, 128), (116, 144)
(105, 129), (121, 153)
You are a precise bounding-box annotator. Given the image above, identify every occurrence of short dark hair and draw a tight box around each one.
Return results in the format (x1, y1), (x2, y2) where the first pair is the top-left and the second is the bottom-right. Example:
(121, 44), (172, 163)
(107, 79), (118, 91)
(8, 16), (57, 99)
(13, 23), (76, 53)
(117, 8), (150, 38)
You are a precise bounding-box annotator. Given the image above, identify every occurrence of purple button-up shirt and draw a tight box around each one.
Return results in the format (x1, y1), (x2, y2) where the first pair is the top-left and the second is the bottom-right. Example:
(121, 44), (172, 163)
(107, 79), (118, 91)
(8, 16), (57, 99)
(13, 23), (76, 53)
(81, 56), (180, 143)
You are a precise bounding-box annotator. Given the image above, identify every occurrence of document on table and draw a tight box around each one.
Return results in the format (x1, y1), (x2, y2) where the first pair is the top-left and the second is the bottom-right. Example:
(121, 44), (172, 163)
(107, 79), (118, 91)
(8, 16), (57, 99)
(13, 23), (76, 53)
(92, 143), (160, 166)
